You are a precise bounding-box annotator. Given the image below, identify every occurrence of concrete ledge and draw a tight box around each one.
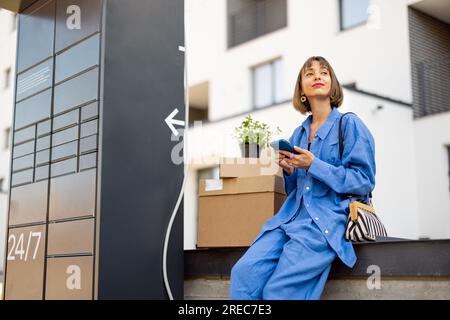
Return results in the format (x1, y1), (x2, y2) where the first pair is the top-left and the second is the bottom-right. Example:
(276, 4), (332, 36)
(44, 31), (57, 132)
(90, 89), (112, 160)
(185, 276), (450, 300)
(185, 239), (450, 278)
(185, 277), (230, 300)
(322, 278), (450, 300)
(185, 239), (450, 299)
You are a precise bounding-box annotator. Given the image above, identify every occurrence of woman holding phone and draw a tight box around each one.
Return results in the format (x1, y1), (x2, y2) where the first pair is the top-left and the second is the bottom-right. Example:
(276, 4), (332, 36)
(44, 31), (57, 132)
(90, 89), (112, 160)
(230, 56), (376, 300)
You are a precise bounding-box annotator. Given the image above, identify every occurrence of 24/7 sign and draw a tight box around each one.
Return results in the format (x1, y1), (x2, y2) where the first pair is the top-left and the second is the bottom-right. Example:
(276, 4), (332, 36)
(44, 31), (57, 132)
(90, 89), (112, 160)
(5, 225), (46, 300)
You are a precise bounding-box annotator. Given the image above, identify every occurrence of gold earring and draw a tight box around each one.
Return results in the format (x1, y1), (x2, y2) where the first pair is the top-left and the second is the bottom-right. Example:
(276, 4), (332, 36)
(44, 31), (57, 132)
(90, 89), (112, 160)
(301, 95), (307, 103)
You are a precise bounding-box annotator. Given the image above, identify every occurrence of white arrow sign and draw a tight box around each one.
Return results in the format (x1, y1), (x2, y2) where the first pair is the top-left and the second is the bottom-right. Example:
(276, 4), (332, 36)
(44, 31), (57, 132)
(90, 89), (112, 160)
(165, 108), (185, 137)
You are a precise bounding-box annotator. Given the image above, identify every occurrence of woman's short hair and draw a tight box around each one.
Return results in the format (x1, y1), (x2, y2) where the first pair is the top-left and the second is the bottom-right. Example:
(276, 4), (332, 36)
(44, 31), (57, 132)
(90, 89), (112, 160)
(293, 56), (344, 115)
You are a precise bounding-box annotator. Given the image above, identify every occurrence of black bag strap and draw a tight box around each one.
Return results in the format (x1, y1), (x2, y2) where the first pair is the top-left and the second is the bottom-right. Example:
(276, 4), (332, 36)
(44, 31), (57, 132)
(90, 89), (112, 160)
(338, 112), (373, 199)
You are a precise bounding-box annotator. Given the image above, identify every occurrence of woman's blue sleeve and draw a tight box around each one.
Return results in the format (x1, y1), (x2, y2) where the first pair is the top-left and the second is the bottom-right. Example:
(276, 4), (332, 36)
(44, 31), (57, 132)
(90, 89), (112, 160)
(308, 116), (376, 195)
(283, 128), (299, 195)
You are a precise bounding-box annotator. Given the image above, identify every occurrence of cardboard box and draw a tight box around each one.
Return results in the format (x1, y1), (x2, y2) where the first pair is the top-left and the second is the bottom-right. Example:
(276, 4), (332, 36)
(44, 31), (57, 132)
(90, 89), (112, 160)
(219, 157), (282, 178)
(197, 175), (286, 248)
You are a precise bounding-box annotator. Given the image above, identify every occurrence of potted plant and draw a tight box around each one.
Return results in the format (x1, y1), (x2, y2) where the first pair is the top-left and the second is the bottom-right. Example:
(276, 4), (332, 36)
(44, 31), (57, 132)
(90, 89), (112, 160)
(233, 115), (281, 158)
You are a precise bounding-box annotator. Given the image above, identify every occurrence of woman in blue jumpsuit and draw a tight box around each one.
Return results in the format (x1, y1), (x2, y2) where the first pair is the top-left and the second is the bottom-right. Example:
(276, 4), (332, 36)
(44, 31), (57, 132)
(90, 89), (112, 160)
(230, 56), (376, 300)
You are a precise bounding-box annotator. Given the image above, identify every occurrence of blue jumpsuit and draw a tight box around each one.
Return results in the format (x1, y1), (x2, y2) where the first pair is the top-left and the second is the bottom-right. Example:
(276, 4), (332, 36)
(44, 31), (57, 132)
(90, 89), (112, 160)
(230, 106), (376, 300)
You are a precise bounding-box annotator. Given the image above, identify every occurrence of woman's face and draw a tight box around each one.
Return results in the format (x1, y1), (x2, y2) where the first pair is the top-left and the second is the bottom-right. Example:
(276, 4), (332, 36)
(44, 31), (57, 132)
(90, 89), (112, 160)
(301, 60), (332, 100)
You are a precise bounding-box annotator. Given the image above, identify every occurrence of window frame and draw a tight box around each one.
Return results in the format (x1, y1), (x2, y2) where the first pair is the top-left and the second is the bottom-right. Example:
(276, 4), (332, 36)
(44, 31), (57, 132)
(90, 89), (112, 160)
(251, 58), (284, 110)
(227, 0), (288, 49)
(339, 0), (370, 32)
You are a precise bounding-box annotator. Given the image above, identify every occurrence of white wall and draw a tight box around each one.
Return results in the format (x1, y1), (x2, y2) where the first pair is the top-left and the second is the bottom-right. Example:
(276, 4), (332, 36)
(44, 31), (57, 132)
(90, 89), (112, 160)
(342, 91), (420, 239)
(186, 0), (227, 86)
(289, 0), (415, 104)
(413, 112), (450, 239)
(330, 0), (414, 103)
(184, 168), (199, 251)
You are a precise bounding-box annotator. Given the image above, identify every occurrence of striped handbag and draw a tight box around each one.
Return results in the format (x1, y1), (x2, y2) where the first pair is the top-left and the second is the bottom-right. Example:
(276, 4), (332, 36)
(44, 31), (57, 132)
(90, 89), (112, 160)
(339, 113), (388, 242)
(345, 199), (387, 242)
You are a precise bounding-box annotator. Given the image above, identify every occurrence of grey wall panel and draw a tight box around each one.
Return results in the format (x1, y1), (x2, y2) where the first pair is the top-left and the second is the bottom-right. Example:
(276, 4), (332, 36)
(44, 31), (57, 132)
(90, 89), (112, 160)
(11, 169), (34, 187)
(14, 126), (36, 145)
(80, 119), (98, 138)
(37, 120), (52, 137)
(53, 109), (79, 132)
(35, 165), (50, 181)
(37, 120), (51, 137)
(79, 152), (97, 171)
(17, 0), (55, 73)
(36, 149), (50, 166)
(81, 102), (98, 122)
(45, 256), (93, 300)
(13, 140), (35, 159)
(54, 68), (99, 115)
(9, 181), (48, 226)
(47, 219), (95, 255)
(36, 136), (51, 151)
(55, 33), (100, 83)
(49, 169), (96, 221)
(16, 59), (53, 102)
(55, 0), (102, 53)
(4, 225), (46, 300)
(50, 158), (77, 177)
(51, 141), (78, 162)
(80, 135), (97, 154)
(51, 126), (78, 147)
(15, 89), (52, 130)
(98, 0), (185, 300)
(12, 154), (34, 172)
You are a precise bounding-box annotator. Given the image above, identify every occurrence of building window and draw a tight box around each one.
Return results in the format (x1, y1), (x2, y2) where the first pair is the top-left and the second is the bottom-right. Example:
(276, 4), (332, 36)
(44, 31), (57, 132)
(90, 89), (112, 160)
(3, 67), (11, 89)
(188, 81), (209, 126)
(227, 0), (287, 48)
(409, 8), (450, 118)
(4, 127), (11, 150)
(252, 58), (286, 109)
(340, 0), (370, 31)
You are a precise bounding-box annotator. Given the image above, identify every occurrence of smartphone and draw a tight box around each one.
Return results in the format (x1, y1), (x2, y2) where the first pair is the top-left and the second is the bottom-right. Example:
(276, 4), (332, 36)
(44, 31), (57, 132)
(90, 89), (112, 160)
(270, 139), (300, 155)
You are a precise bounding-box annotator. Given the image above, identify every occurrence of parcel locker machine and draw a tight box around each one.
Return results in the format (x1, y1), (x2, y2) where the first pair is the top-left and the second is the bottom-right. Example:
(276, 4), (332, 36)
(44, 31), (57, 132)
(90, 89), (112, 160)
(1, 0), (185, 299)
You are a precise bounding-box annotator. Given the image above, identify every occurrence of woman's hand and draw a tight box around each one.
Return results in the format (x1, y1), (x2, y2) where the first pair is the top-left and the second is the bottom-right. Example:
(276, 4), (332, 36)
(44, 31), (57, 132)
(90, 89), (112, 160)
(275, 151), (294, 176)
(280, 146), (315, 170)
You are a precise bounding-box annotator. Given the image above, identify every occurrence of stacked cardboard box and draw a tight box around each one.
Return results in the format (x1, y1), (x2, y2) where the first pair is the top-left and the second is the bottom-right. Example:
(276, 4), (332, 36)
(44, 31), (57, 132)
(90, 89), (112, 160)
(197, 157), (286, 248)
(219, 157), (283, 178)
